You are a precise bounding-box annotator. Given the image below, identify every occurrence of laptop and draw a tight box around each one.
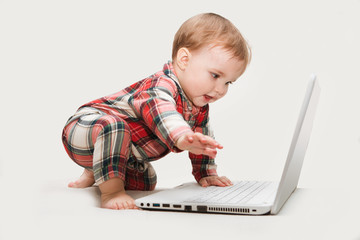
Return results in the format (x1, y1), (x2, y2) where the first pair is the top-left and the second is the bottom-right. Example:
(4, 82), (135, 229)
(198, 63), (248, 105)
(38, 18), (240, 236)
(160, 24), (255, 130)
(135, 75), (320, 215)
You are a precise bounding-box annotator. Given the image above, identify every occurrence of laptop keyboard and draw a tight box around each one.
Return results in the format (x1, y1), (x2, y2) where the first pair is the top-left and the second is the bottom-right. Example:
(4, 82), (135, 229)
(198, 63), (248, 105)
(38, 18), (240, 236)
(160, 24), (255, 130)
(183, 181), (277, 204)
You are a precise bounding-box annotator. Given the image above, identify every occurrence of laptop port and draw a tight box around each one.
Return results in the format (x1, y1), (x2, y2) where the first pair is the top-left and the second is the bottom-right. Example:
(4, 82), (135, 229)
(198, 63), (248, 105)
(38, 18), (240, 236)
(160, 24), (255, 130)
(197, 206), (207, 212)
(163, 204), (170, 207)
(153, 203), (160, 207)
(184, 205), (192, 211)
(173, 204), (181, 208)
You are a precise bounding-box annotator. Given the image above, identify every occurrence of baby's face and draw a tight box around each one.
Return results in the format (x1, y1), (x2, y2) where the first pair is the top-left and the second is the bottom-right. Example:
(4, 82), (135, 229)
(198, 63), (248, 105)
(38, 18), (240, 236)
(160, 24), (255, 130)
(178, 45), (245, 107)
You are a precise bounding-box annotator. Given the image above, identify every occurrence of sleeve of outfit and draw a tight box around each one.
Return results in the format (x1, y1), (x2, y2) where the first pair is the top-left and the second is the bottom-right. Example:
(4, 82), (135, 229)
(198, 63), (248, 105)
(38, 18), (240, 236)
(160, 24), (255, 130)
(128, 76), (193, 152)
(189, 110), (218, 182)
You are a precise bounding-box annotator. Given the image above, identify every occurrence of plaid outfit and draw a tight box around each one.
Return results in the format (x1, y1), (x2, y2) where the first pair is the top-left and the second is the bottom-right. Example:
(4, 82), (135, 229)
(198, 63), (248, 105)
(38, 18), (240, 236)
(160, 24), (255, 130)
(62, 61), (218, 190)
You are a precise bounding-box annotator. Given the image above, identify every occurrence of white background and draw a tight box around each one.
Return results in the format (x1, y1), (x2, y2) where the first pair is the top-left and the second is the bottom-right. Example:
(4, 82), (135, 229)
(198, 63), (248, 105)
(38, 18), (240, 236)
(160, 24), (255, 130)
(0, 0), (359, 239)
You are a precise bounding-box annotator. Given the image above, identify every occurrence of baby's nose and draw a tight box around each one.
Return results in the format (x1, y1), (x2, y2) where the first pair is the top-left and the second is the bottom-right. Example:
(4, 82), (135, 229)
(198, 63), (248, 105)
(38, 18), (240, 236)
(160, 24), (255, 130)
(214, 85), (227, 96)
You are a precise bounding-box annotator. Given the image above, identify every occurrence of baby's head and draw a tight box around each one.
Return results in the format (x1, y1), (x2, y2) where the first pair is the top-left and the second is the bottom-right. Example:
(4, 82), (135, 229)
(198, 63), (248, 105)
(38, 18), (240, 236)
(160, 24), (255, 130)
(172, 13), (251, 107)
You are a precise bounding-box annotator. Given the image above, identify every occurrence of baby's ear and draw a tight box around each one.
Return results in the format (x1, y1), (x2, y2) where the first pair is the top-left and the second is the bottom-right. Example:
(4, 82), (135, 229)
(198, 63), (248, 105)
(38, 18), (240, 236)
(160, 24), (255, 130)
(176, 47), (190, 70)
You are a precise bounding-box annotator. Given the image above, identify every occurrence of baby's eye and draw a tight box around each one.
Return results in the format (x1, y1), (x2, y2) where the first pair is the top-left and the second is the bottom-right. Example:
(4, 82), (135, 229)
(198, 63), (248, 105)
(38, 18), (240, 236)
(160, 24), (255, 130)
(211, 73), (220, 79)
(226, 81), (233, 85)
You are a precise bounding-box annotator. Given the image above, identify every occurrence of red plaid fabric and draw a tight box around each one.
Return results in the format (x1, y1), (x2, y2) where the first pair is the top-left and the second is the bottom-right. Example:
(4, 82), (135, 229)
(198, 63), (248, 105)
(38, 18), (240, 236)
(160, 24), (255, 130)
(62, 62), (218, 188)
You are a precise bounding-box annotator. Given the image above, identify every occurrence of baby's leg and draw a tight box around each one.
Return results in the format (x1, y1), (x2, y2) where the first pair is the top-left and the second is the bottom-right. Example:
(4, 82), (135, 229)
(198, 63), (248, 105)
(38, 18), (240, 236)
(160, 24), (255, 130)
(62, 113), (137, 209)
(91, 115), (137, 209)
(68, 168), (95, 188)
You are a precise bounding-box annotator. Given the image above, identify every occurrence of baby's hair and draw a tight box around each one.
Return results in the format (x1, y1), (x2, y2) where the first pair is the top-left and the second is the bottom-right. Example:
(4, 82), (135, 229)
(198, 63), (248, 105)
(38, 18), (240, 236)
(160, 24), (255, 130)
(172, 13), (251, 68)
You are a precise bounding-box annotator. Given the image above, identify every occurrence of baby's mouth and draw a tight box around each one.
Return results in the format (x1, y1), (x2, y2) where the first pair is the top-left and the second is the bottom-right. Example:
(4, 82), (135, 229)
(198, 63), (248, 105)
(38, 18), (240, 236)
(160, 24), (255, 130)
(204, 95), (214, 102)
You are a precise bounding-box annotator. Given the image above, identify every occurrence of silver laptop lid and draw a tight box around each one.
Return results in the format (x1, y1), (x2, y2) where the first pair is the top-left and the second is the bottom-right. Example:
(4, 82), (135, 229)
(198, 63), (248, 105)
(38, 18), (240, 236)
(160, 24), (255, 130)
(271, 75), (320, 214)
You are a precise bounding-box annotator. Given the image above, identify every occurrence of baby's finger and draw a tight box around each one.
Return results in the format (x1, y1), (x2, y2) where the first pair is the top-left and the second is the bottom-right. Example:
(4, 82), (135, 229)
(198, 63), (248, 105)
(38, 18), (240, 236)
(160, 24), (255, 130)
(219, 176), (233, 186)
(199, 137), (222, 149)
(199, 178), (209, 187)
(216, 143), (224, 149)
(208, 139), (223, 149)
(209, 178), (227, 187)
(203, 148), (217, 158)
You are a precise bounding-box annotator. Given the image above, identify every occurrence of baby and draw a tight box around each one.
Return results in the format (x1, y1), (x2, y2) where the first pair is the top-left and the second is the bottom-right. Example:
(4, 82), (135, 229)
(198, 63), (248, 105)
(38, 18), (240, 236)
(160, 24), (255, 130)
(62, 13), (251, 210)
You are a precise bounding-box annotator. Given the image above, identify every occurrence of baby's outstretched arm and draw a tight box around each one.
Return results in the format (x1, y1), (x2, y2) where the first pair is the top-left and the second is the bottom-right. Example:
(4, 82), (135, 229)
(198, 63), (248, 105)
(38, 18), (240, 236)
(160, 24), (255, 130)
(175, 132), (223, 159)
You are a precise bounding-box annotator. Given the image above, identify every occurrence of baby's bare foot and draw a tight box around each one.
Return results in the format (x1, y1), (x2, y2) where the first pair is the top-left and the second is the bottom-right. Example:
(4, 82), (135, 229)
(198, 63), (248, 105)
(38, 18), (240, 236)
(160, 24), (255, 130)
(68, 169), (95, 188)
(101, 191), (138, 210)
(98, 177), (138, 210)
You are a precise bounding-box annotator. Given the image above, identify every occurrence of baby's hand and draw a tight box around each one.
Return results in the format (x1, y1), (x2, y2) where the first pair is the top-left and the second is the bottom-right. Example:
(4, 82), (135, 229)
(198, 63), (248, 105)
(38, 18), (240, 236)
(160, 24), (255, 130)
(199, 176), (233, 187)
(175, 132), (223, 158)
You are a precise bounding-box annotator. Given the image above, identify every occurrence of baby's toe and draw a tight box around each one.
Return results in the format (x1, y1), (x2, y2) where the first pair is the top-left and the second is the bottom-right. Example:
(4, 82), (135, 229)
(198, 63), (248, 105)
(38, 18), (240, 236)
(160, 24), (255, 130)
(128, 201), (136, 209)
(126, 201), (133, 209)
(110, 202), (119, 210)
